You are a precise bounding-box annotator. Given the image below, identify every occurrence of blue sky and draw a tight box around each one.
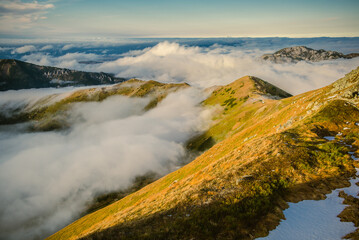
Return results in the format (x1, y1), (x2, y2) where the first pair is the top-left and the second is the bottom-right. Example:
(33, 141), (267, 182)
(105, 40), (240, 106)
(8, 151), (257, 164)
(0, 0), (358, 40)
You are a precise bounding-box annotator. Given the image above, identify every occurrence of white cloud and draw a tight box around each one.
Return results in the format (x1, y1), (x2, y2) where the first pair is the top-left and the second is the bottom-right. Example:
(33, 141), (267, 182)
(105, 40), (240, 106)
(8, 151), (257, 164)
(62, 44), (75, 51)
(0, 47), (12, 51)
(40, 44), (53, 51)
(19, 42), (359, 95)
(0, 88), (213, 240)
(21, 52), (102, 68)
(11, 45), (36, 54)
(0, 0), (54, 33)
(94, 42), (359, 95)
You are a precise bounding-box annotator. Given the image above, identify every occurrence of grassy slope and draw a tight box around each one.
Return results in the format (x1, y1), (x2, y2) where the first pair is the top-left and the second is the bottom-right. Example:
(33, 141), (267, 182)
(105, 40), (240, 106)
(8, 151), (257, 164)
(1, 79), (189, 131)
(188, 76), (292, 151)
(48, 69), (359, 240)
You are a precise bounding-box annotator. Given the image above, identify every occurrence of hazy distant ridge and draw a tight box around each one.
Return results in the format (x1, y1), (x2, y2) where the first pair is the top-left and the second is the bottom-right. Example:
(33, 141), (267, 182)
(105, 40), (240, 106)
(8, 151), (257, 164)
(0, 59), (125, 91)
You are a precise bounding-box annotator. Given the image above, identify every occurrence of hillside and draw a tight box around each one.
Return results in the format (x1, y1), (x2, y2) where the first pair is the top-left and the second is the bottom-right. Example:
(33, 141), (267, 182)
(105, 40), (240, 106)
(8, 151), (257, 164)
(0, 78), (189, 131)
(0, 59), (125, 91)
(261, 46), (359, 63)
(48, 68), (359, 240)
(187, 75), (291, 151)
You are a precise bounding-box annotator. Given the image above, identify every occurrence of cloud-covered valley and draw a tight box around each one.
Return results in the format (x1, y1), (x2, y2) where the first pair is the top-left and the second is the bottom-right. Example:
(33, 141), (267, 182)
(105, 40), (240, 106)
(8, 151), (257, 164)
(0, 88), (214, 240)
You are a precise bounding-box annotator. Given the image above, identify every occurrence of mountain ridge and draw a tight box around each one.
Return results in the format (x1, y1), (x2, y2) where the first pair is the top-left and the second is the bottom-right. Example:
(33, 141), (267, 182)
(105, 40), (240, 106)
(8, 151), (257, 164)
(261, 46), (359, 63)
(0, 59), (125, 91)
(48, 67), (359, 240)
(0, 78), (189, 131)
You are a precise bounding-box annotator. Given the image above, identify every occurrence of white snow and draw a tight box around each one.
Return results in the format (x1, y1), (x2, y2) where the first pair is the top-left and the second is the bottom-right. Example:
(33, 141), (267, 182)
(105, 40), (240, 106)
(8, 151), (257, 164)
(49, 79), (74, 85)
(259, 180), (358, 240)
(259, 150), (359, 240)
(323, 136), (335, 141)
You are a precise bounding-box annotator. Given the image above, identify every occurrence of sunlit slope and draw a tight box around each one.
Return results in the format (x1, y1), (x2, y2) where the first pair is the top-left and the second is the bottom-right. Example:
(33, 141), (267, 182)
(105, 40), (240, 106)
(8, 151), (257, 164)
(48, 68), (359, 240)
(188, 75), (292, 150)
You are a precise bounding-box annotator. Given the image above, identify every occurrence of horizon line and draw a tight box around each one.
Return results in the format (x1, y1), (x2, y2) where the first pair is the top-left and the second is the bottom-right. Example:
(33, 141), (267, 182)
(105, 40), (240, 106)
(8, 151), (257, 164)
(1, 35), (359, 44)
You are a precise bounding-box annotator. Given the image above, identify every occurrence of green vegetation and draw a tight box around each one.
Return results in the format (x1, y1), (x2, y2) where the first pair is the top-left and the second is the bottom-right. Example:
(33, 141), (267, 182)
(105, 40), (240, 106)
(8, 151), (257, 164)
(315, 143), (350, 168)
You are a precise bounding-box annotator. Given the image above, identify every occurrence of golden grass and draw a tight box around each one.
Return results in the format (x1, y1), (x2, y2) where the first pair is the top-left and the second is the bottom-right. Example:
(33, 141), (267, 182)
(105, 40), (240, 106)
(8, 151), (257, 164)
(48, 69), (359, 240)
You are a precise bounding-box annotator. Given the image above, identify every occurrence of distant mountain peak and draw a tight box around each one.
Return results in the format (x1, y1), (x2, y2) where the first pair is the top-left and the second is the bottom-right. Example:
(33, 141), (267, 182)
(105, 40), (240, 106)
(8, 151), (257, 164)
(261, 46), (359, 63)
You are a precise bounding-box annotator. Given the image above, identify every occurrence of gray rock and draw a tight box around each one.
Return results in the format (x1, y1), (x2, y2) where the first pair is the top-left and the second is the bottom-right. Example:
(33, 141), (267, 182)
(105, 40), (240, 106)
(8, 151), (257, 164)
(261, 46), (358, 63)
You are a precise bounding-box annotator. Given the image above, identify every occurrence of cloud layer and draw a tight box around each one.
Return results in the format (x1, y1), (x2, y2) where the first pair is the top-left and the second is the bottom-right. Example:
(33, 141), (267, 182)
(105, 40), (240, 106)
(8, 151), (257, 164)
(0, 88), (213, 240)
(11, 45), (36, 54)
(95, 42), (359, 95)
(21, 41), (359, 95)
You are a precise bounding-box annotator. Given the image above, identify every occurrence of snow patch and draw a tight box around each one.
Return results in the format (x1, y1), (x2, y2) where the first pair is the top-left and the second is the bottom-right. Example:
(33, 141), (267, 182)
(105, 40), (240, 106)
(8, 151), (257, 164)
(260, 175), (359, 240)
(323, 136), (335, 141)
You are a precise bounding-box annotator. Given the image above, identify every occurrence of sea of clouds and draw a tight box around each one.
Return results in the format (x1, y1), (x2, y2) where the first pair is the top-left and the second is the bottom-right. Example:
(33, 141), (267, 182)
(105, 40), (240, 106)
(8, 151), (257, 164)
(16, 41), (359, 95)
(0, 39), (359, 239)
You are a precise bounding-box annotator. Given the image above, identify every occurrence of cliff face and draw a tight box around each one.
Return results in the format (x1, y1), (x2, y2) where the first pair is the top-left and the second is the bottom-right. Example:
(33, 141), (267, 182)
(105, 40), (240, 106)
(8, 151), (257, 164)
(0, 59), (125, 91)
(261, 46), (359, 63)
(48, 67), (359, 240)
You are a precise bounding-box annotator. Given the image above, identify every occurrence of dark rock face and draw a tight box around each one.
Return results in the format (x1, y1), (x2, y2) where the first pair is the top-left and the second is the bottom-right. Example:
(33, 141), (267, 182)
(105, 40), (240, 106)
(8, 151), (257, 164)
(0, 59), (125, 91)
(261, 46), (359, 63)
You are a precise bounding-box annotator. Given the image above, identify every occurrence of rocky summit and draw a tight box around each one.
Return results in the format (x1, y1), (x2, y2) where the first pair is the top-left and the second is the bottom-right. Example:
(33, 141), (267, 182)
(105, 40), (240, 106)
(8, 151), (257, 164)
(261, 46), (359, 63)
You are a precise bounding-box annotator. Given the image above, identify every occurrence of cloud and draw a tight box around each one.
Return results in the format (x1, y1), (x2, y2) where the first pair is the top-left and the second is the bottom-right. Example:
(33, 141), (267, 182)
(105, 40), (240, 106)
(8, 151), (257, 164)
(11, 45), (37, 54)
(0, 0), (54, 33)
(40, 44), (53, 51)
(0, 0), (54, 14)
(0, 47), (12, 51)
(19, 42), (359, 95)
(62, 44), (75, 51)
(21, 52), (102, 68)
(0, 88), (213, 240)
(93, 42), (359, 95)
(0, 87), (97, 119)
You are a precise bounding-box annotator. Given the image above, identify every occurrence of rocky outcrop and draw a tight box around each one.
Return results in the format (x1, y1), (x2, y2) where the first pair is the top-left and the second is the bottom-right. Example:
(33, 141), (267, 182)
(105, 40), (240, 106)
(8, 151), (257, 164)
(327, 66), (359, 102)
(0, 59), (125, 91)
(261, 46), (359, 63)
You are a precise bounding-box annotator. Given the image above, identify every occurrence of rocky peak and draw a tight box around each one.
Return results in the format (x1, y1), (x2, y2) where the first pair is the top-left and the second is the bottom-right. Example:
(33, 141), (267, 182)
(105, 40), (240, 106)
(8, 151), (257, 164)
(261, 46), (358, 63)
(249, 76), (292, 98)
(329, 66), (359, 100)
